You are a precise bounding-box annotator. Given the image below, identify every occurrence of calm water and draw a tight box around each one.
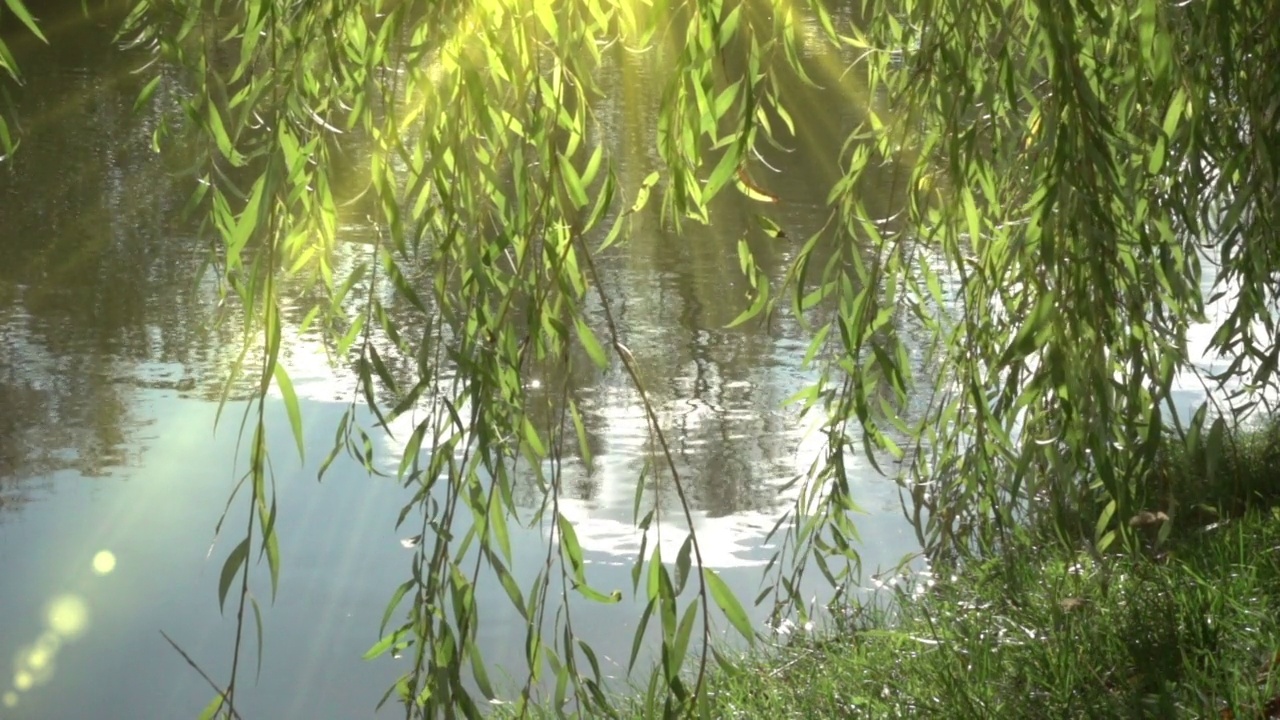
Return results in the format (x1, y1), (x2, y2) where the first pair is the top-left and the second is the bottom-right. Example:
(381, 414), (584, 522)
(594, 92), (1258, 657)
(0, 4), (1258, 719)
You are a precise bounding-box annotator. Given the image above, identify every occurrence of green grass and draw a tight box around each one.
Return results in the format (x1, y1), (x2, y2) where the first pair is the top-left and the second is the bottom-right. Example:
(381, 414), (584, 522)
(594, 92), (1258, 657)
(697, 417), (1280, 719)
(703, 507), (1280, 718)
(500, 419), (1280, 719)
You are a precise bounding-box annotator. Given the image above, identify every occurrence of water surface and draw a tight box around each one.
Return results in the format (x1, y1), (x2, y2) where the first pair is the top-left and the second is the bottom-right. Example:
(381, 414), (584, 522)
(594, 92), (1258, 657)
(0, 4), (1256, 719)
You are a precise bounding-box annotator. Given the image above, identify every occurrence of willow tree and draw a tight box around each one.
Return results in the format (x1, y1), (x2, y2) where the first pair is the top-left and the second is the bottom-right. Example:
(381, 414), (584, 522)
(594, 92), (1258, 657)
(5, 0), (1278, 716)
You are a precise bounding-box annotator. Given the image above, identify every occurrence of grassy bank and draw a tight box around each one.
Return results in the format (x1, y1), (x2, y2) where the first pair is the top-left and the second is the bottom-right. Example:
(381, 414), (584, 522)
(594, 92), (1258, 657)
(497, 419), (1280, 718)
(704, 508), (1280, 718)
(698, 419), (1280, 719)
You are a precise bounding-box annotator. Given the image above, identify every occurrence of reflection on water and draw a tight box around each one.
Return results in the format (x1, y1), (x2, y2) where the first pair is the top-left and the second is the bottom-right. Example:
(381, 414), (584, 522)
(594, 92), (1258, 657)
(0, 4), (914, 717)
(0, 2), (1262, 719)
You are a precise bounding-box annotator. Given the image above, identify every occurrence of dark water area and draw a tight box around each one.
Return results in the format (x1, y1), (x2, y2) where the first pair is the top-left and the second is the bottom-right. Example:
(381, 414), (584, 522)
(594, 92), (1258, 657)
(0, 3), (1253, 718)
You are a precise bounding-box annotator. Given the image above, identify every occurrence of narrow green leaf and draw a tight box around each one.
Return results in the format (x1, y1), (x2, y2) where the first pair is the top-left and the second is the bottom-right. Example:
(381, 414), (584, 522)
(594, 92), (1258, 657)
(133, 76), (161, 115)
(379, 580), (414, 636)
(258, 499), (280, 600)
(1206, 416), (1225, 481)
(489, 493), (512, 561)
(250, 596), (265, 680)
(558, 152), (589, 208)
(272, 364), (305, 461)
(3, 0), (48, 42)
(1162, 88), (1187, 137)
(575, 318), (608, 368)
(1095, 498), (1117, 542)
(704, 144), (740, 201)
(670, 599), (700, 682)
(674, 534), (693, 594)
(197, 695), (224, 720)
(470, 647), (496, 700)
(632, 171), (660, 213)
(363, 628), (405, 660)
(703, 568), (753, 643)
(569, 399), (593, 469)
(581, 143), (604, 187)
(1000, 291), (1056, 366)
(522, 418), (546, 457)
(557, 512), (585, 580)
(646, 544), (662, 602)
(218, 539), (250, 613)
(629, 599), (655, 673)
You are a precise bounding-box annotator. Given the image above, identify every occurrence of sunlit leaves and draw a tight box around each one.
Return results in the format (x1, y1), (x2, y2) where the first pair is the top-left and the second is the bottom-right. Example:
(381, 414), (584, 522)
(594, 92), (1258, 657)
(107, 0), (1280, 716)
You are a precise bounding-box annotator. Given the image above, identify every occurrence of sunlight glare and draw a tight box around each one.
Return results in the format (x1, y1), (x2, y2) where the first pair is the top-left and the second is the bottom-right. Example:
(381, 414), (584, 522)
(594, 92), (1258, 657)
(45, 595), (89, 639)
(92, 550), (117, 576)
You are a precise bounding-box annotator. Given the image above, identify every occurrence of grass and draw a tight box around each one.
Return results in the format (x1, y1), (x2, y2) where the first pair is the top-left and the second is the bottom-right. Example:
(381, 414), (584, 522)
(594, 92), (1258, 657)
(498, 418), (1280, 719)
(703, 508), (1280, 718)
(697, 418), (1280, 719)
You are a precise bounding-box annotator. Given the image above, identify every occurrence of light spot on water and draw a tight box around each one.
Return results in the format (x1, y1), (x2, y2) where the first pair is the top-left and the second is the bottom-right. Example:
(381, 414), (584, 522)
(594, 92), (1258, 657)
(13, 644), (55, 688)
(92, 550), (117, 576)
(13, 671), (32, 691)
(24, 646), (51, 671)
(2, 690), (17, 707)
(46, 595), (89, 639)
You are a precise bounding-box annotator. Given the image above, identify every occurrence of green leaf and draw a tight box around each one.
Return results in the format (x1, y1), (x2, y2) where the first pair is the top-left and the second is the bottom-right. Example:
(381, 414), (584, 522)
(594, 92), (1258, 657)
(364, 627), (406, 660)
(569, 399), (593, 469)
(646, 544), (662, 602)
(218, 538), (250, 613)
(557, 513), (585, 580)
(999, 291), (1056, 366)
(489, 492), (512, 561)
(558, 151), (589, 208)
(132, 76), (162, 115)
(470, 646), (496, 700)
(1162, 87), (1187, 137)
(575, 318), (608, 368)
(197, 695), (224, 720)
(3, 0), (47, 42)
(272, 364), (305, 461)
(379, 580), (414, 636)
(1206, 416), (1225, 481)
(754, 213), (787, 239)
(522, 418), (546, 457)
(669, 598), (700, 682)
(1095, 498), (1117, 543)
(581, 143), (604, 187)
(250, 596), (265, 679)
(632, 171), (660, 213)
(703, 568), (753, 643)
(205, 103), (244, 166)
(258, 498), (280, 600)
(673, 534), (693, 594)
(703, 144), (740, 201)
(629, 600), (655, 673)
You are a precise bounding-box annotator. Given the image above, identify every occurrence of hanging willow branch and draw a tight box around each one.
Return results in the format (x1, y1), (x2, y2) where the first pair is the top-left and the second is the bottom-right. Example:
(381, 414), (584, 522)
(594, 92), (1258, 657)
(80, 0), (1280, 716)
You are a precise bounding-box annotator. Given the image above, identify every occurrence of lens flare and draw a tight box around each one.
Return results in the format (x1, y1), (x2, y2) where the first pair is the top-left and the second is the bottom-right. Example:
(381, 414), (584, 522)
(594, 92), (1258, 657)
(92, 550), (117, 576)
(15, 643), (56, 686)
(13, 670), (33, 691)
(46, 594), (89, 639)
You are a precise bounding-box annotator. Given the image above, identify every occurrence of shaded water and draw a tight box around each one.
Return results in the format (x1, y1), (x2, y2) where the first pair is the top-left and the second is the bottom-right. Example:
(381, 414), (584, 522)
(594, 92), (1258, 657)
(0, 4), (1259, 719)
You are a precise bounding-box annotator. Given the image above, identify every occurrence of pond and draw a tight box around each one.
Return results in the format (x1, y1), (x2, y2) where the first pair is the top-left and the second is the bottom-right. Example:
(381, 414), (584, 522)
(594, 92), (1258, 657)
(0, 3), (1261, 719)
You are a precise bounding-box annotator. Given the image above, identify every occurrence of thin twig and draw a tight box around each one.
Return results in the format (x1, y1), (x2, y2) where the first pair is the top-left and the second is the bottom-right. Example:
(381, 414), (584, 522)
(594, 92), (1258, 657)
(159, 630), (246, 720)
